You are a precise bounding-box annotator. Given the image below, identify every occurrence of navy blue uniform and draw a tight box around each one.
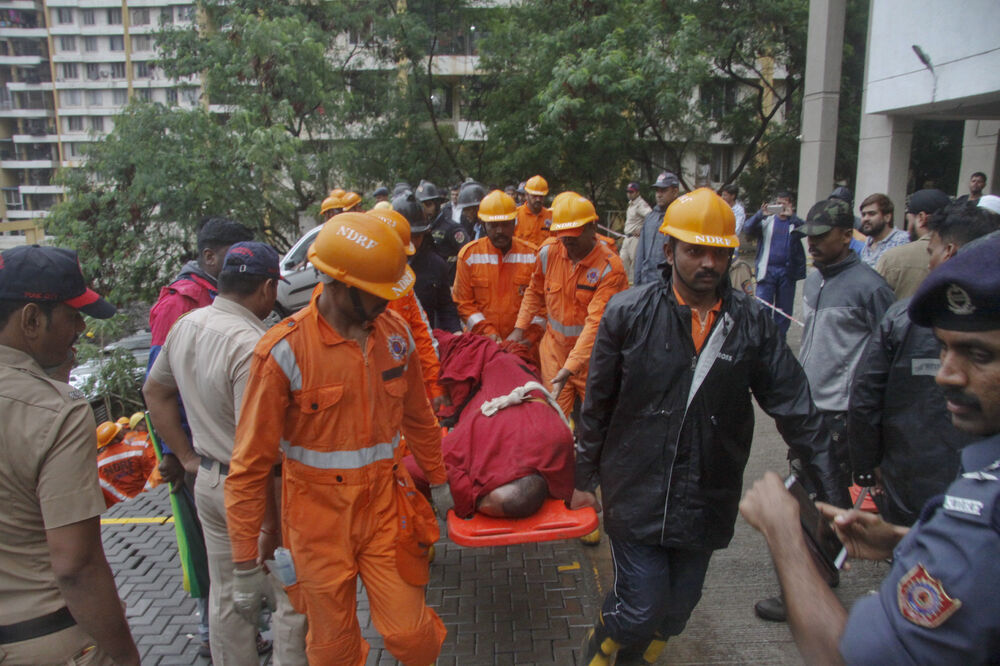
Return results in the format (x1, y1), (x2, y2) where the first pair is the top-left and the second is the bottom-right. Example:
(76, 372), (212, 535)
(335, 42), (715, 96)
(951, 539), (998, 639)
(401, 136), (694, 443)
(409, 238), (461, 333)
(840, 433), (1000, 664)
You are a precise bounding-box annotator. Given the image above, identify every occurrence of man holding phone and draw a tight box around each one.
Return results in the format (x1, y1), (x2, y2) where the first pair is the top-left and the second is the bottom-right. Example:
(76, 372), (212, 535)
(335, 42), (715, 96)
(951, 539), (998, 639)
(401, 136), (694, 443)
(741, 234), (1000, 664)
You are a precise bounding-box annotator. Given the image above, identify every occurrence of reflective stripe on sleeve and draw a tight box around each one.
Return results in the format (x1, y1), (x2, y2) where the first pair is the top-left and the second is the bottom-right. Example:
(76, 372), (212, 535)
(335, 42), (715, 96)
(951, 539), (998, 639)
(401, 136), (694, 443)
(504, 253), (536, 264)
(281, 433), (400, 470)
(466, 254), (498, 265)
(530, 316), (546, 328)
(547, 317), (584, 337)
(539, 245), (551, 273)
(271, 339), (303, 392)
(599, 263), (612, 279)
(98, 449), (147, 467)
(100, 478), (129, 501)
(467, 312), (486, 327)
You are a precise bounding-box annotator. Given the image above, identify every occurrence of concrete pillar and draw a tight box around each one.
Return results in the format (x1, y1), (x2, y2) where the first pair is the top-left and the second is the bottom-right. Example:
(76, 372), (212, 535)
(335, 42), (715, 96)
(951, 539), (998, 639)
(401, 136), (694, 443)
(957, 120), (1000, 196)
(796, 0), (846, 211)
(855, 113), (913, 210)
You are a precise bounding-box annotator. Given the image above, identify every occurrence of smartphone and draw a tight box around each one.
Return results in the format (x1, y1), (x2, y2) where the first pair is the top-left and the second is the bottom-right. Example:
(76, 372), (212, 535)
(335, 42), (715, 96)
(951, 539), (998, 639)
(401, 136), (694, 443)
(784, 474), (847, 576)
(765, 203), (784, 215)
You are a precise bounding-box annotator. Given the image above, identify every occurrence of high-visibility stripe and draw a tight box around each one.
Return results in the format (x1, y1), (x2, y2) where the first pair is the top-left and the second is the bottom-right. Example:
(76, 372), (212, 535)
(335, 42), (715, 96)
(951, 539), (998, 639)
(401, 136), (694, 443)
(413, 297), (439, 357)
(467, 312), (486, 327)
(100, 478), (129, 501)
(539, 244), (551, 273)
(599, 263), (612, 279)
(687, 312), (734, 409)
(272, 339), (302, 391)
(98, 449), (146, 467)
(466, 254), (498, 265)
(547, 317), (584, 337)
(504, 253), (535, 264)
(530, 316), (546, 328)
(281, 433), (400, 470)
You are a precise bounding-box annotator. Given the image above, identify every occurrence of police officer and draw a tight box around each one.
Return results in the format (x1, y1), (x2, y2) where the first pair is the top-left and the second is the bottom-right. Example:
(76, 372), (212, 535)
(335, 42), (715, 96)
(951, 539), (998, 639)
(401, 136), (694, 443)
(0, 245), (140, 665)
(417, 179), (469, 280)
(741, 233), (1000, 664)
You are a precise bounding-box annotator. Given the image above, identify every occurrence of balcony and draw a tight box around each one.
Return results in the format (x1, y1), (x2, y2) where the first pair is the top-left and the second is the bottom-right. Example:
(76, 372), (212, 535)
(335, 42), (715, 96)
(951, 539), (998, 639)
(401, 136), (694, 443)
(7, 209), (47, 219)
(0, 107), (54, 118)
(19, 184), (63, 195)
(1, 158), (55, 168)
(0, 27), (47, 38)
(0, 55), (44, 66)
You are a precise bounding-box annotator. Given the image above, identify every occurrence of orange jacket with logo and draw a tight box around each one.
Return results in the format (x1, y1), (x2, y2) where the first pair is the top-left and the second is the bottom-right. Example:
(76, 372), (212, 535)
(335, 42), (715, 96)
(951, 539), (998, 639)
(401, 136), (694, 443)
(452, 237), (539, 339)
(514, 204), (552, 248)
(515, 237), (628, 375)
(225, 288), (446, 563)
(388, 292), (444, 400)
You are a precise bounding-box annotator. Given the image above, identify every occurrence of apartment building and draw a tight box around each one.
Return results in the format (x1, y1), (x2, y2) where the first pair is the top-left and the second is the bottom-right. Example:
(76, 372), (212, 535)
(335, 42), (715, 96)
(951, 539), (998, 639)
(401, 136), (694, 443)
(0, 0), (200, 224)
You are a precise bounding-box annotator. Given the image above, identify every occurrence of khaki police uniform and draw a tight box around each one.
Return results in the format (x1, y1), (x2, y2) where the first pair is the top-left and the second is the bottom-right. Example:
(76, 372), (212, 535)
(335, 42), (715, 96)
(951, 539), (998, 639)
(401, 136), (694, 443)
(149, 296), (307, 665)
(0, 344), (112, 665)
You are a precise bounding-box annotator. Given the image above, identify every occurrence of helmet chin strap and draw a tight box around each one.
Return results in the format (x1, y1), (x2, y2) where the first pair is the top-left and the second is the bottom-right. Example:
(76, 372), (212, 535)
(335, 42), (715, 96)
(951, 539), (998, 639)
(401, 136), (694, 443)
(348, 286), (374, 323)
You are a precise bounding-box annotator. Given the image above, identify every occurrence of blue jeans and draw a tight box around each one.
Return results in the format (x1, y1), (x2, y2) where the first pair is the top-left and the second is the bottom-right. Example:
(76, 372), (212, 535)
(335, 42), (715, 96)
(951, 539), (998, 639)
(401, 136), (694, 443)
(755, 269), (796, 342)
(601, 539), (713, 647)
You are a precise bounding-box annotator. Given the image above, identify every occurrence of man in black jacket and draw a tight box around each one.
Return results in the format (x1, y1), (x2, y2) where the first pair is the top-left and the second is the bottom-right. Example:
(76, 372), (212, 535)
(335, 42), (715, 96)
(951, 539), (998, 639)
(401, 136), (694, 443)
(849, 203), (999, 525)
(572, 189), (842, 666)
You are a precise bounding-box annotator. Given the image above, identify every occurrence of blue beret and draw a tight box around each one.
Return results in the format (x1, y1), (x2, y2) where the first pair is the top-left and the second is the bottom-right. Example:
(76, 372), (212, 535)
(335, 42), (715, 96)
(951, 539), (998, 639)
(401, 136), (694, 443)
(909, 233), (1000, 330)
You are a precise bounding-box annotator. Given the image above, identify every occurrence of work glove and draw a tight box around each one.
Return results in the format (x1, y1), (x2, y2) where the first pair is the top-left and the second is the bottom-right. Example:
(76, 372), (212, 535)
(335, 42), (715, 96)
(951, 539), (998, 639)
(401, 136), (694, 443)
(232, 565), (275, 626)
(430, 483), (455, 520)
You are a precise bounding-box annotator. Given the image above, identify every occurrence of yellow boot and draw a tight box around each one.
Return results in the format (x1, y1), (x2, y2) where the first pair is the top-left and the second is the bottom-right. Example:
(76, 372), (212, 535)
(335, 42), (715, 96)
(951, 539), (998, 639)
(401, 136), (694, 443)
(580, 620), (620, 666)
(579, 526), (601, 546)
(613, 636), (667, 665)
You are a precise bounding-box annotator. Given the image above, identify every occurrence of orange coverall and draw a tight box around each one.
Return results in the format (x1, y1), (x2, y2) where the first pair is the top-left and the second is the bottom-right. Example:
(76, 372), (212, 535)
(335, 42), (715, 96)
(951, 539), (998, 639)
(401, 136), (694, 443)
(225, 288), (448, 666)
(97, 431), (159, 507)
(389, 291), (444, 402)
(514, 204), (552, 248)
(514, 238), (628, 416)
(452, 236), (539, 339)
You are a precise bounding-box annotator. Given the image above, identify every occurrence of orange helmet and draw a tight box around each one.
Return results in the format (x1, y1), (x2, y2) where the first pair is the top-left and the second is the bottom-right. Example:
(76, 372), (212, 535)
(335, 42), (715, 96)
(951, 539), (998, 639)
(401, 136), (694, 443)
(307, 212), (415, 301)
(524, 175), (549, 196)
(368, 208), (416, 255)
(116, 416), (130, 427)
(321, 194), (343, 215)
(330, 187), (346, 199)
(549, 191), (598, 236)
(129, 412), (146, 430)
(659, 187), (738, 248)
(341, 191), (362, 212)
(478, 190), (518, 222)
(97, 421), (123, 449)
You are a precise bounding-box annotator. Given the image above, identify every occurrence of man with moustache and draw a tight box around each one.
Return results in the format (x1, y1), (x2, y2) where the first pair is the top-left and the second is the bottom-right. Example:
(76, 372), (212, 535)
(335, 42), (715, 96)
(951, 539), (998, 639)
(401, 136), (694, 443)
(858, 193), (909, 268)
(876, 188), (951, 300)
(573, 189), (842, 665)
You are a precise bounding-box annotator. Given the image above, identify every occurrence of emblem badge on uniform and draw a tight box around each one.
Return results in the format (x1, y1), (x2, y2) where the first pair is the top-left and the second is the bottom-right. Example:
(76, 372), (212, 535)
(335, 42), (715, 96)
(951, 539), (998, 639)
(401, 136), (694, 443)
(387, 334), (408, 362)
(897, 563), (962, 628)
(586, 268), (599, 284)
(455, 230), (467, 244)
(945, 284), (975, 316)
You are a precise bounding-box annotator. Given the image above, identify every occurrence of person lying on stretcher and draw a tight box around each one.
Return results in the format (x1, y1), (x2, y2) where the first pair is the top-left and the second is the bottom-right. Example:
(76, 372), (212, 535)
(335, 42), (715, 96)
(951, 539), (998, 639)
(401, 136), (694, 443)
(404, 331), (576, 519)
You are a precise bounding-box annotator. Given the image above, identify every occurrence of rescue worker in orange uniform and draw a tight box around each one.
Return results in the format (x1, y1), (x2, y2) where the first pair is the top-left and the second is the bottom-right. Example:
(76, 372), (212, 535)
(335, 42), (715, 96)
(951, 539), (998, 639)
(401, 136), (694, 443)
(225, 212), (453, 666)
(514, 175), (553, 247)
(340, 191), (363, 212)
(96, 421), (159, 507)
(321, 188), (346, 221)
(453, 190), (542, 342)
(508, 192), (628, 418)
(369, 207), (447, 409)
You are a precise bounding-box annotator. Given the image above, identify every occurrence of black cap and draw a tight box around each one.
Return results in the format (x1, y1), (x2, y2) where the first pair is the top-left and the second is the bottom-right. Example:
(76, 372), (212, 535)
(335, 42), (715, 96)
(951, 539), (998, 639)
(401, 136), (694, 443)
(801, 198), (854, 236)
(652, 172), (680, 189)
(0, 245), (116, 318)
(415, 180), (444, 203)
(906, 189), (951, 215)
(221, 242), (288, 283)
(909, 234), (1000, 331)
(830, 186), (853, 205)
(372, 186), (389, 198)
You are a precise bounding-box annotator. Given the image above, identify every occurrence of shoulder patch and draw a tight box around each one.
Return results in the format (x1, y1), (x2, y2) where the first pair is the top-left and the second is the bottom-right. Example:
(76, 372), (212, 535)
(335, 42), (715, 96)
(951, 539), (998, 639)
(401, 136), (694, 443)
(897, 563), (961, 628)
(68, 388), (86, 400)
(387, 333), (408, 362)
(454, 229), (468, 244)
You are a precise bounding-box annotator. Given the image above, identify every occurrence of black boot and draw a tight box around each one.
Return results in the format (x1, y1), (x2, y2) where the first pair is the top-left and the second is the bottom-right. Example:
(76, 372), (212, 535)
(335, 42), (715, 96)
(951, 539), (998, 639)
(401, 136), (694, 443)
(754, 594), (787, 622)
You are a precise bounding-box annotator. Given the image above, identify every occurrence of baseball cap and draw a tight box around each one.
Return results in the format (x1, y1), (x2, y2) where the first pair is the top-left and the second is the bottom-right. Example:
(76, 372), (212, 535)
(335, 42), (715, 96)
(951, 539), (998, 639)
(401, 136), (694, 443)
(221, 242), (289, 283)
(906, 189), (951, 215)
(0, 245), (116, 318)
(800, 198), (854, 236)
(909, 233), (1000, 331)
(626, 182), (640, 193)
(652, 172), (680, 189)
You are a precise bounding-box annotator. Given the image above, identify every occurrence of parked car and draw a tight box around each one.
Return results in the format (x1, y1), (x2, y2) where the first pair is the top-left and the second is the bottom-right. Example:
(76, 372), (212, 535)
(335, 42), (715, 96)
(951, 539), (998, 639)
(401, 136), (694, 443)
(275, 225), (322, 316)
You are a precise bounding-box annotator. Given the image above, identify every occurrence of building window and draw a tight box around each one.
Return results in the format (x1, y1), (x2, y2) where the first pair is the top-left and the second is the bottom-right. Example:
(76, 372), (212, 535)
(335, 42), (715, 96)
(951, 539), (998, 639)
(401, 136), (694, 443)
(61, 89), (81, 106)
(135, 88), (152, 102)
(109, 36), (124, 52)
(106, 8), (122, 25)
(61, 63), (78, 80)
(89, 116), (104, 132)
(181, 87), (199, 105)
(86, 64), (100, 81)
(111, 63), (126, 79)
(134, 62), (151, 79)
(81, 9), (95, 25)
(84, 36), (98, 53)
(56, 8), (73, 24)
(178, 5), (196, 22)
(59, 36), (76, 52)
(67, 142), (82, 158)
(165, 88), (178, 106)
(701, 80), (738, 123)
(86, 90), (102, 106)
(112, 89), (128, 105)
(710, 145), (733, 184)
(67, 116), (83, 132)
(132, 35), (152, 52)
(130, 8), (150, 25)
(159, 7), (173, 25)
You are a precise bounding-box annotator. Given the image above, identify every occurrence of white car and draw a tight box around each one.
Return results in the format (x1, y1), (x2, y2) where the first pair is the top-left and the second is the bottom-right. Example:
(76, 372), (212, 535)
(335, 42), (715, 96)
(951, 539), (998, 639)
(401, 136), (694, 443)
(275, 226), (322, 316)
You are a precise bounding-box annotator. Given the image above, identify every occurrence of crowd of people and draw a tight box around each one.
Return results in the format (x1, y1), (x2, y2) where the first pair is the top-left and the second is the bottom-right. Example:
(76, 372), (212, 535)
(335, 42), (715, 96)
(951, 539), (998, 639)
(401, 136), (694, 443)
(0, 166), (998, 665)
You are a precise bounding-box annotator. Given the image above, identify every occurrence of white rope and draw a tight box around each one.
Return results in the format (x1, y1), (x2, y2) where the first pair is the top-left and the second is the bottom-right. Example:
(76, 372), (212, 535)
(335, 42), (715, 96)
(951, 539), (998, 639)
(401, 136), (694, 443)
(752, 293), (805, 327)
(479, 380), (572, 430)
(598, 224), (626, 239)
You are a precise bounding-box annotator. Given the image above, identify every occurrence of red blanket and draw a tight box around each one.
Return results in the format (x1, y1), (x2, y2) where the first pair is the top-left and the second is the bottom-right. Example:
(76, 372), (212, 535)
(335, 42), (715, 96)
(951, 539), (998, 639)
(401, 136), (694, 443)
(406, 332), (575, 518)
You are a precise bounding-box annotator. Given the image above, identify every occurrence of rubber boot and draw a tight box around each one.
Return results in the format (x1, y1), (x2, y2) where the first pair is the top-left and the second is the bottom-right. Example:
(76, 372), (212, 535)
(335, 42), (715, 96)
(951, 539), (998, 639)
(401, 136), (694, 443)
(579, 526), (601, 546)
(580, 620), (620, 666)
(613, 636), (667, 665)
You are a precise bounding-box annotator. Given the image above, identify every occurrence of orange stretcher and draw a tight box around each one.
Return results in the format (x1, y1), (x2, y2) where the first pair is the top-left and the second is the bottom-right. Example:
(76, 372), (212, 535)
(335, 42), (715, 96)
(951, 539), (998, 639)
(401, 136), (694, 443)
(446, 499), (599, 547)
